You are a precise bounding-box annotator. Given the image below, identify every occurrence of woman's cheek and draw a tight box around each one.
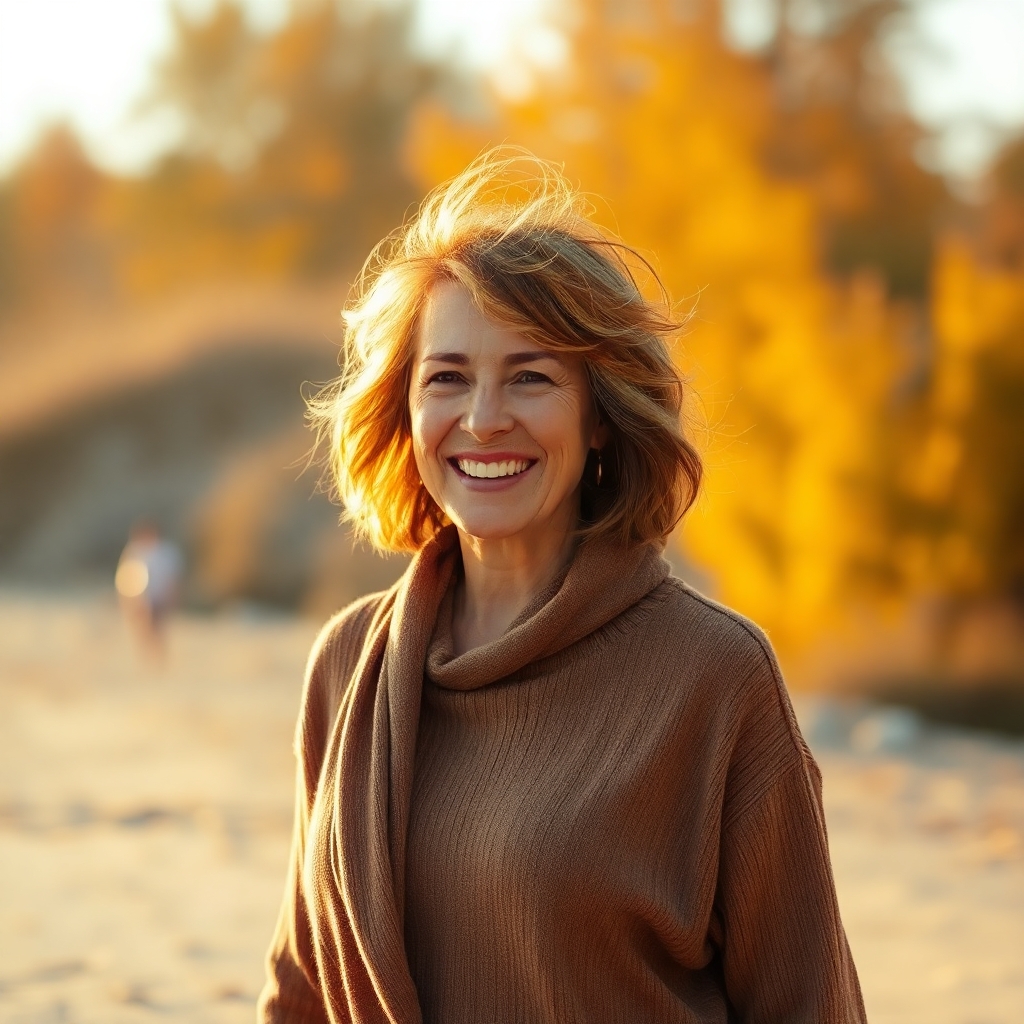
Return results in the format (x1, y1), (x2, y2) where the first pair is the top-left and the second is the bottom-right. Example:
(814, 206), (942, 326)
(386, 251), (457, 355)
(411, 401), (449, 496)
(413, 400), (443, 457)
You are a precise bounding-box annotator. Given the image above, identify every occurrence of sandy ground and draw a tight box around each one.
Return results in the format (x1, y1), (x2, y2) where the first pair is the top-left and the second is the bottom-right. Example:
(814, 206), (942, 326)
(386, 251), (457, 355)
(1, 592), (1022, 1023)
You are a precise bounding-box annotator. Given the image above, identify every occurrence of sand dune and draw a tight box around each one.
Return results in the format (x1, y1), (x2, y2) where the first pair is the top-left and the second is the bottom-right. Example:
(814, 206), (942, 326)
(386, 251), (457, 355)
(1, 591), (1022, 1023)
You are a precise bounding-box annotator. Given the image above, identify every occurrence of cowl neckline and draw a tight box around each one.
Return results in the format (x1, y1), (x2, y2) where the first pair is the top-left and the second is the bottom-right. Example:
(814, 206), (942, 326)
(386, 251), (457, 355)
(425, 527), (671, 690)
(328, 524), (670, 1024)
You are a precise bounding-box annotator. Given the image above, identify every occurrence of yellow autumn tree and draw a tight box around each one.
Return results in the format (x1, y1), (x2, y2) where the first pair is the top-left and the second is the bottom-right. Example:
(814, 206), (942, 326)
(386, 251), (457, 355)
(890, 234), (1024, 617)
(106, 0), (434, 296)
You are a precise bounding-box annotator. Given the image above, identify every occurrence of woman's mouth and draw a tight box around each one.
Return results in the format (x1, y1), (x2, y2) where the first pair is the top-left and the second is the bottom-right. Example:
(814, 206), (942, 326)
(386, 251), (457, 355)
(450, 457), (535, 479)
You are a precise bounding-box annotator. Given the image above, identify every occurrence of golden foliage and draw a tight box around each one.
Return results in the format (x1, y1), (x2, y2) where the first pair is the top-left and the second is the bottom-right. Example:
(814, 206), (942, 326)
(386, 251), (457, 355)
(891, 236), (1024, 604)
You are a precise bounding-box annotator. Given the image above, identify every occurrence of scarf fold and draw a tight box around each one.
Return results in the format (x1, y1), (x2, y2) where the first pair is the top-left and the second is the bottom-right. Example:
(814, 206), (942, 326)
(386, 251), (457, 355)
(326, 525), (670, 1023)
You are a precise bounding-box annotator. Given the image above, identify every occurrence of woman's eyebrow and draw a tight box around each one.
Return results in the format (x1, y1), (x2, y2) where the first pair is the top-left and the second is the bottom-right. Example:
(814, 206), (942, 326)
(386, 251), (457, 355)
(421, 352), (469, 365)
(505, 351), (563, 367)
(420, 351), (563, 366)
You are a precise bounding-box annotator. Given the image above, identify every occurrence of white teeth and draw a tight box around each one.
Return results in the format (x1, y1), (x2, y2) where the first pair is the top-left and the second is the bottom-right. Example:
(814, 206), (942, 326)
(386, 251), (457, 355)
(456, 458), (530, 479)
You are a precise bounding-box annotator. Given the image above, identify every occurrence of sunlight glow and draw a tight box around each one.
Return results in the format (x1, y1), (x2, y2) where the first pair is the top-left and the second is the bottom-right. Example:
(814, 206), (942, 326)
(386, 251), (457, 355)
(0, 0), (1022, 178)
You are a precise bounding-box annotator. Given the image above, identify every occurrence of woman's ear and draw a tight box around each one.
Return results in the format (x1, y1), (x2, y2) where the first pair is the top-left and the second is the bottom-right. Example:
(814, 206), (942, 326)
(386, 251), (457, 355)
(590, 418), (610, 450)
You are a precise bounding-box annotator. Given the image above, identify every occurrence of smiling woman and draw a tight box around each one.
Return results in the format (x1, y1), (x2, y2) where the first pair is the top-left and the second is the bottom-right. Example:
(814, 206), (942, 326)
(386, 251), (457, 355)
(259, 149), (866, 1024)
(312, 150), (700, 558)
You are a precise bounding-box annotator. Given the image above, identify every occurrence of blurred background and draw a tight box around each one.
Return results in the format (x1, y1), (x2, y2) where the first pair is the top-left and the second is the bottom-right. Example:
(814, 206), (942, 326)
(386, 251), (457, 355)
(2, 0), (1023, 710)
(1, 1), (1023, 1021)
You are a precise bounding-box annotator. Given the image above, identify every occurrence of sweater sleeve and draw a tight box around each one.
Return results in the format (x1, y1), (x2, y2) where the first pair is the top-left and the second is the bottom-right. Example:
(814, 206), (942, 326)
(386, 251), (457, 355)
(258, 769), (331, 1024)
(257, 594), (385, 1024)
(712, 631), (866, 1024)
(716, 755), (866, 1023)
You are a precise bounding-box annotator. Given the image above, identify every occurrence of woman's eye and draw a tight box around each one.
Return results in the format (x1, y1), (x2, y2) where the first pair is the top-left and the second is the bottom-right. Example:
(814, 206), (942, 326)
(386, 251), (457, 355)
(427, 371), (463, 385)
(516, 371), (551, 384)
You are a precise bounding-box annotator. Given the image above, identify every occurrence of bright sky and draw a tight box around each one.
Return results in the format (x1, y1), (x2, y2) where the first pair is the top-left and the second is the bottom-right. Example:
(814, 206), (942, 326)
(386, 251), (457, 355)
(1, 0), (1023, 179)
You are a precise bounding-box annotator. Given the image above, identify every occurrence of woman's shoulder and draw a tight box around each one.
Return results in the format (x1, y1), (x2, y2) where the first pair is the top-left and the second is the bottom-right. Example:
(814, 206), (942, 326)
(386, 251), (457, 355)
(641, 575), (782, 685)
(294, 588), (395, 754)
(305, 588), (394, 679)
(647, 576), (814, 802)
(641, 575), (804, 734)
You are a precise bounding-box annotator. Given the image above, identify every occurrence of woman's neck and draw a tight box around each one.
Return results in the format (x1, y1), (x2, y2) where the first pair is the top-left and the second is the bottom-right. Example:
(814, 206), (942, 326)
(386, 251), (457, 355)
(452, 521), (578, 656)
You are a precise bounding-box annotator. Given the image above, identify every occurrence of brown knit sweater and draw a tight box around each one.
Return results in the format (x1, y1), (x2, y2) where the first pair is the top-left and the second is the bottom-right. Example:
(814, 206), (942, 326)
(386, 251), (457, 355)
(258, 527), (866, 1024)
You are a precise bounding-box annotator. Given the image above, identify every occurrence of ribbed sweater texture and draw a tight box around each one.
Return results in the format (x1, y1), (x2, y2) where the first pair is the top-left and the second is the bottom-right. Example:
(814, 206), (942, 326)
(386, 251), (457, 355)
(258, 526), (866, 1024)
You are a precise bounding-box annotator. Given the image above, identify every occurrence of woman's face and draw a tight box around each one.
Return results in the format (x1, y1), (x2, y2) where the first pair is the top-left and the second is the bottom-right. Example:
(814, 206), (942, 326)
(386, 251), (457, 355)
(409, 281), (605, 547)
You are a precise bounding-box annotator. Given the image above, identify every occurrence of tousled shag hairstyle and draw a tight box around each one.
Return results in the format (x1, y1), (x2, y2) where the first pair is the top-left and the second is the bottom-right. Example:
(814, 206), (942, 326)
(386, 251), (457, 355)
(308, 148), (702, 552)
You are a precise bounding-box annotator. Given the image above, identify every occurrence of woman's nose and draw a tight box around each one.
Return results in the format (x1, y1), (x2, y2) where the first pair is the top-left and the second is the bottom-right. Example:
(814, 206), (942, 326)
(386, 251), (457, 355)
(462, 384), (514, 440)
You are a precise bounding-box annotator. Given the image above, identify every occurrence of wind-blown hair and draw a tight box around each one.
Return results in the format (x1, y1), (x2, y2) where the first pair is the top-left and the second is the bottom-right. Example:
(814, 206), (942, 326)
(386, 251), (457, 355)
(309, 148), (702, 552)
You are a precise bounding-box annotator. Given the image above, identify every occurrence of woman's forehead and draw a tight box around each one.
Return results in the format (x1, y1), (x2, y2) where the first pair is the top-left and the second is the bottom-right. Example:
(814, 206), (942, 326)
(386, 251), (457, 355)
(415, 280), (558, 362)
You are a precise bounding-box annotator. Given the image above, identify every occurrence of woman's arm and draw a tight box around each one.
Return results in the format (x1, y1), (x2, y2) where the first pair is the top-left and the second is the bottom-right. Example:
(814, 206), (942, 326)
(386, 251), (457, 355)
(258, 769), (332, 1023)
(704, 613), (866, 1024)
(715, 752), (866, 1023)
(257, 593), (387, 1024)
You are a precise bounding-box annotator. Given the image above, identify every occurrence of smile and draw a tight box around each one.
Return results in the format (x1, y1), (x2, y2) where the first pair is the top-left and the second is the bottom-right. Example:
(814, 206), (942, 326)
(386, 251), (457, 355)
(452, 458), (534, 479)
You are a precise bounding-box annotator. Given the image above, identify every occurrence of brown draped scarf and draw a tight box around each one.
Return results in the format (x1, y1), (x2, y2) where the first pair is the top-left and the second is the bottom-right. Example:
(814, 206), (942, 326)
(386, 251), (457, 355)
(308, 525), (670, 1024)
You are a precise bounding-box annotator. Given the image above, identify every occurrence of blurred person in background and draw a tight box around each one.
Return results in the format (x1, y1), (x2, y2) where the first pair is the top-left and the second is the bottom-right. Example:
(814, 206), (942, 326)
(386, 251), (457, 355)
(258, 150), (865, 1024)
(115, 521), (183, 662)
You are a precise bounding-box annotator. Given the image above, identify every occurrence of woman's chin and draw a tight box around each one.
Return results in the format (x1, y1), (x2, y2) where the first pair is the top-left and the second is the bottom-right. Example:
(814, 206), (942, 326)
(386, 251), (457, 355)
(451, 520), (532, 544)
(448, 511), (547, 546)
(445, 494), (579, 549)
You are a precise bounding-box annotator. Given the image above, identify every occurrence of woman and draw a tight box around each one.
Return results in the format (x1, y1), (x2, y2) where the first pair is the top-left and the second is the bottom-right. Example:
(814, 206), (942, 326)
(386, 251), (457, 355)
(259, 151), (866, 1024)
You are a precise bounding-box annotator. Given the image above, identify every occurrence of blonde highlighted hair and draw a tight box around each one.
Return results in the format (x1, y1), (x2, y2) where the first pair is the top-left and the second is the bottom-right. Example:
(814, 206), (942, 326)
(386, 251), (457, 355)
(309, 148), (702, 552)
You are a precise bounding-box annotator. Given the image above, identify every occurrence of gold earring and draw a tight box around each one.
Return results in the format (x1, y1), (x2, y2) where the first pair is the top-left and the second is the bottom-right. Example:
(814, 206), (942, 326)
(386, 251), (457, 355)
(596, 450), (603, 487)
